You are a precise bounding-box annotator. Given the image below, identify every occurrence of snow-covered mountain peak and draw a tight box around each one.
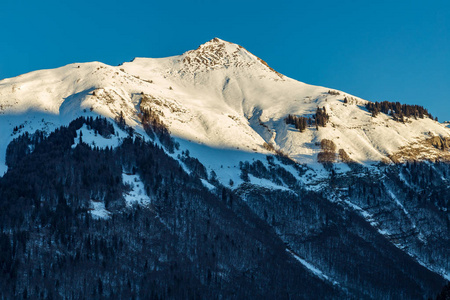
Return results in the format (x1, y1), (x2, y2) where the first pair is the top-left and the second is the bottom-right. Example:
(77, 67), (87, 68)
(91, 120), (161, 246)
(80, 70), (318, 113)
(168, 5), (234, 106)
(2, 38), (450, 177)
(178, 38), (282, 78)
(183, 38), (252, 65)
(1, 39), (450, 295)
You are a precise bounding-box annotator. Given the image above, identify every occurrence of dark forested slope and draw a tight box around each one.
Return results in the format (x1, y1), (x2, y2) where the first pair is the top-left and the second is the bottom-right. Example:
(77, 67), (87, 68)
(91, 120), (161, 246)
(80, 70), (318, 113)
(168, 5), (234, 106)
(0, 117), (341, 299)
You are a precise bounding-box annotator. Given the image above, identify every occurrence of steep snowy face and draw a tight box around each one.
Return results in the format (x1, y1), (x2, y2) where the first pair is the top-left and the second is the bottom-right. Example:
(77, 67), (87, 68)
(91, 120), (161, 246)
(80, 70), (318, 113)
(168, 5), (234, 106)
(121, 39), (450, 164)
(119, 39), (330, 155)
(1, 37), (450, 171)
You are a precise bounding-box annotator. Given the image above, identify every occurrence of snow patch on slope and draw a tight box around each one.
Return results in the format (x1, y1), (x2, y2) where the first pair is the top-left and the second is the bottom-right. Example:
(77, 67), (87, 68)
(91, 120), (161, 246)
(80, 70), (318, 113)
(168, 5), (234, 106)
(123, 173), (151, 207)
(248, 174), (291, 191)
(287, 249), (338, 285)
(72, 124), (125, 149)
(200, 179), (216, 191)
(89, 200), (111, 220)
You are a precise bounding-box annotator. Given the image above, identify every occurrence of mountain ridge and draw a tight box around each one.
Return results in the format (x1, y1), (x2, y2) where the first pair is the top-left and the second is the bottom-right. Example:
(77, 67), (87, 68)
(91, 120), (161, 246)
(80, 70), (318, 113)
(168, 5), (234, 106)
(1, 38), (449, 175)
(0, 38), (448, 298)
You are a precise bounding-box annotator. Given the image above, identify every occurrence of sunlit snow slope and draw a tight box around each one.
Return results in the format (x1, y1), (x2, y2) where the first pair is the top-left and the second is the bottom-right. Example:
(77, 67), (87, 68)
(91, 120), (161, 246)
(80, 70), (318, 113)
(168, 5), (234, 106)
(1, 38), (450, 175)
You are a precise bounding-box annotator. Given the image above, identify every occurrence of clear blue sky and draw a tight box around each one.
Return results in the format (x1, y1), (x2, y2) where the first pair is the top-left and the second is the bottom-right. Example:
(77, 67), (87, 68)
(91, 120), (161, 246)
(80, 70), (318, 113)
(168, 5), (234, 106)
(1, 0), (449, 120)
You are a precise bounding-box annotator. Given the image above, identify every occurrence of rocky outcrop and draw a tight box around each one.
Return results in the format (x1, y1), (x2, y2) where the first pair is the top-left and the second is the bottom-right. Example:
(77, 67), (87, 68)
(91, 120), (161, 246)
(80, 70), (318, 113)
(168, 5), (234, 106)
(428, 135), (450, 150)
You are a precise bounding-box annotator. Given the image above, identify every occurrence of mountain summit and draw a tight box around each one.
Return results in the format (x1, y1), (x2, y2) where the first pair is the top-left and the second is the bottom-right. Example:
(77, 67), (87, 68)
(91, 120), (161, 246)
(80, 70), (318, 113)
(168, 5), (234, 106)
(0, 38), (448, 299)
(1, 38), (449, 172)
(179, 38), (283, 77)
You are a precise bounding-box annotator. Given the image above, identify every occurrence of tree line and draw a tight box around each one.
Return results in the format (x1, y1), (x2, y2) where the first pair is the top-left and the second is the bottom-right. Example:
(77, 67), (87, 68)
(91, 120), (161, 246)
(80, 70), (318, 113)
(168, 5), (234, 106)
(366, 101), (435, 122)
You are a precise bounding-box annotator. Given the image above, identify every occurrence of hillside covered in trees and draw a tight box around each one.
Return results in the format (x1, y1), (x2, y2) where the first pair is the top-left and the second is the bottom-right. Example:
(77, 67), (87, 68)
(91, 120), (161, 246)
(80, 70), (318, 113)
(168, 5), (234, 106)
(0, 117), (340, 299)
(0, 117), (447, 299)
(366, 101), (435, 121)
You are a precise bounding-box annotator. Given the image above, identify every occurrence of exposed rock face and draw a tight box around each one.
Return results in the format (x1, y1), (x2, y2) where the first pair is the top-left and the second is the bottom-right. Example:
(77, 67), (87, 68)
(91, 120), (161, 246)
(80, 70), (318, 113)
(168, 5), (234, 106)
(180, 38), (283, 78)
(428, 135), (450, 150)
(387, 136), (450, 163)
